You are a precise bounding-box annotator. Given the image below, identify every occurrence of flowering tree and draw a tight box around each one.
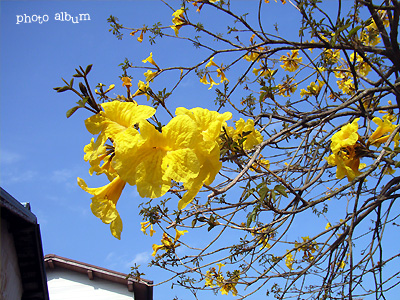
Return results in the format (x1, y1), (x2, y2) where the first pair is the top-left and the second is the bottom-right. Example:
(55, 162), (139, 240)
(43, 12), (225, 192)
(55, 0), (400, 298)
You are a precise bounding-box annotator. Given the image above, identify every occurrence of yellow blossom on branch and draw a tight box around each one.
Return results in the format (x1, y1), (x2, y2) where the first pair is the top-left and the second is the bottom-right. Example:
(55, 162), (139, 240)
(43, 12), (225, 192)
(285, 251), (294, 270)
(337, 78), (355, 95)
(113, 114), (202, 199)
(208, 74), (220, 89)
(300, 79), (325, 97)
(200, 73), (209, 85)
(280, 50), (302, 72)
(226, 118), (263, 150)
(369, 114), (399, 148)
(83, 138), (117, 181)
(175, 107), (232, 209)
(171, 8), (187, 36)
(277, 77), (297, 97)
(77, 176), (126, 239)
(206, 57), (219, 68)
(144, 69), (157, 83)
(142, 52), (159, 69)
(84, 101), (156, 150)
(217, 68), (229, 83)
(121, 77), (132, 89)
(132, 80), (151, 100)
(140, 221), (155, 236)
(326, 118), (367, 181)
(152, 229), (188, 256)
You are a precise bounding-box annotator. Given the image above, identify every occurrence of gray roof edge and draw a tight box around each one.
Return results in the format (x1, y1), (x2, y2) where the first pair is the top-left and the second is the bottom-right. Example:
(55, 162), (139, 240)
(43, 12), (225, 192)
(0, 187), (37, 224)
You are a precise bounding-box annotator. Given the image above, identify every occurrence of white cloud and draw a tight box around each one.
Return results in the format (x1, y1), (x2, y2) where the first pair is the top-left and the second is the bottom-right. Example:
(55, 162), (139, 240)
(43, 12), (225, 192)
(0, 149), (23, 165)
(1, 169), (38, 184)
(126, 251), (151, 267)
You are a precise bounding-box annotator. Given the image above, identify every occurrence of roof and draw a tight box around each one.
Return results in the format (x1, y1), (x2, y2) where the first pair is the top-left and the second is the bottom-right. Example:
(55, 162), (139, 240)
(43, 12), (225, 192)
(44, 254), (153, 300)
(0, 187), (49, 300)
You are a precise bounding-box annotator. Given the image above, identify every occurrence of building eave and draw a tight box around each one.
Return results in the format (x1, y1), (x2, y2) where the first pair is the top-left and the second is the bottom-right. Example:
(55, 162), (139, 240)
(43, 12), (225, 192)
(44, 254), (153, 300)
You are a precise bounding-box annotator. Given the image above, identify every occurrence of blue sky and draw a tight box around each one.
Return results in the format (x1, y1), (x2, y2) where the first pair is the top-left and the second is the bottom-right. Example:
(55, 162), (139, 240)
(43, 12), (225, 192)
(2, 1), (398, 299)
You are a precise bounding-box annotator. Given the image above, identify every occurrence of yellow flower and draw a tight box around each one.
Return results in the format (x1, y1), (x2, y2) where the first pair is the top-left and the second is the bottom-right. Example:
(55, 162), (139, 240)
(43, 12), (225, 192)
(326, 119), (366, 181)
(323, 49), (341, 64)
(205, 270), (215, 287)
(174, 228), (188, 241)
(83, 138), (117, 181)
(200, 73), (209, 85)
(208, 74), (219, 89)
(217, 68), (229, 83)
(142, 52), (159, 69)
(337, 78), (355, 95)
(138, 30), (144, 43)
(285, 251), (294, 270)
(300, 79), (324, 97)
(243, 51), (259, 62)
(250, 155), (270, 172)
(338, 260), (346, 269)
(206, 57), (219, 68)
(144, 70), (157, 82)
(140, 221), (156, 236)
(78, 176), (126, 239)
(226, 118), (263, 150)
(369, 114), (399, 148)
(253, 66), (275, 78)
(152, 233), (175, 256)
(121, 77), (132, 88)
(326, 148), (364, 181)
(280, 50), (302, 72)
(325, 222), (332, 230)
(84, 101), (156, 150)
(360, 20), (381, 46)
(277, 77), (297, 97)
(350, 53), (371, 76)
(175, 107), (232, 209)
(113, 114), (202, 199)
(132, 80), (151, 100)
(171, 8), (186, 36)
(152, 229), (187, 257)
(330, 118), (359, 153)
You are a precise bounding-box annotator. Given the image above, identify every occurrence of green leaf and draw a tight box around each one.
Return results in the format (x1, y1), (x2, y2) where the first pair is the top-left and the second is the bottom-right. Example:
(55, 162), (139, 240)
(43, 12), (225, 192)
(85, 64), (93, 75)
(274, 185), (288, 198)
(395, 161), (400, 168)
(383, 147), (392, 152)
(270, 191), (276, 202)
(347, 25), (362, 38)
(56, 86), (70, 93)
(73, 68), (84, 78)
(66, 106), (79, 118)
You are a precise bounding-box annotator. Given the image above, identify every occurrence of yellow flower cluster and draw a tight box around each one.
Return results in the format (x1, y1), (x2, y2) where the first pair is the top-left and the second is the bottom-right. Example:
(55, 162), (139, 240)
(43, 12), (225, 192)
(368, 114), (399, 148)
(205, 263), (240, 296)
(294, 236), (319, 262)
(326, 118), (365, 181)
(300, 79), (324, 98)
(225, 118), (263, 150)
(171, 8), (187, 36)
(140, 221), (156, 236)
(326, 113), (399, 182)
(285, 251), (294, 270)
(200, 57), (228, 89)
(78, 101), (237, 238)
(152, 229), (188, 256)
(280, 50), (302, 72)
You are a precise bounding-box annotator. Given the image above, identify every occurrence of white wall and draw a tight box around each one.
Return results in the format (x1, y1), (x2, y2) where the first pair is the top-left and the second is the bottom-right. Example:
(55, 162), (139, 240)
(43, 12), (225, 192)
(0, 218), (24, 300)
(46, 268), (134, 300)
